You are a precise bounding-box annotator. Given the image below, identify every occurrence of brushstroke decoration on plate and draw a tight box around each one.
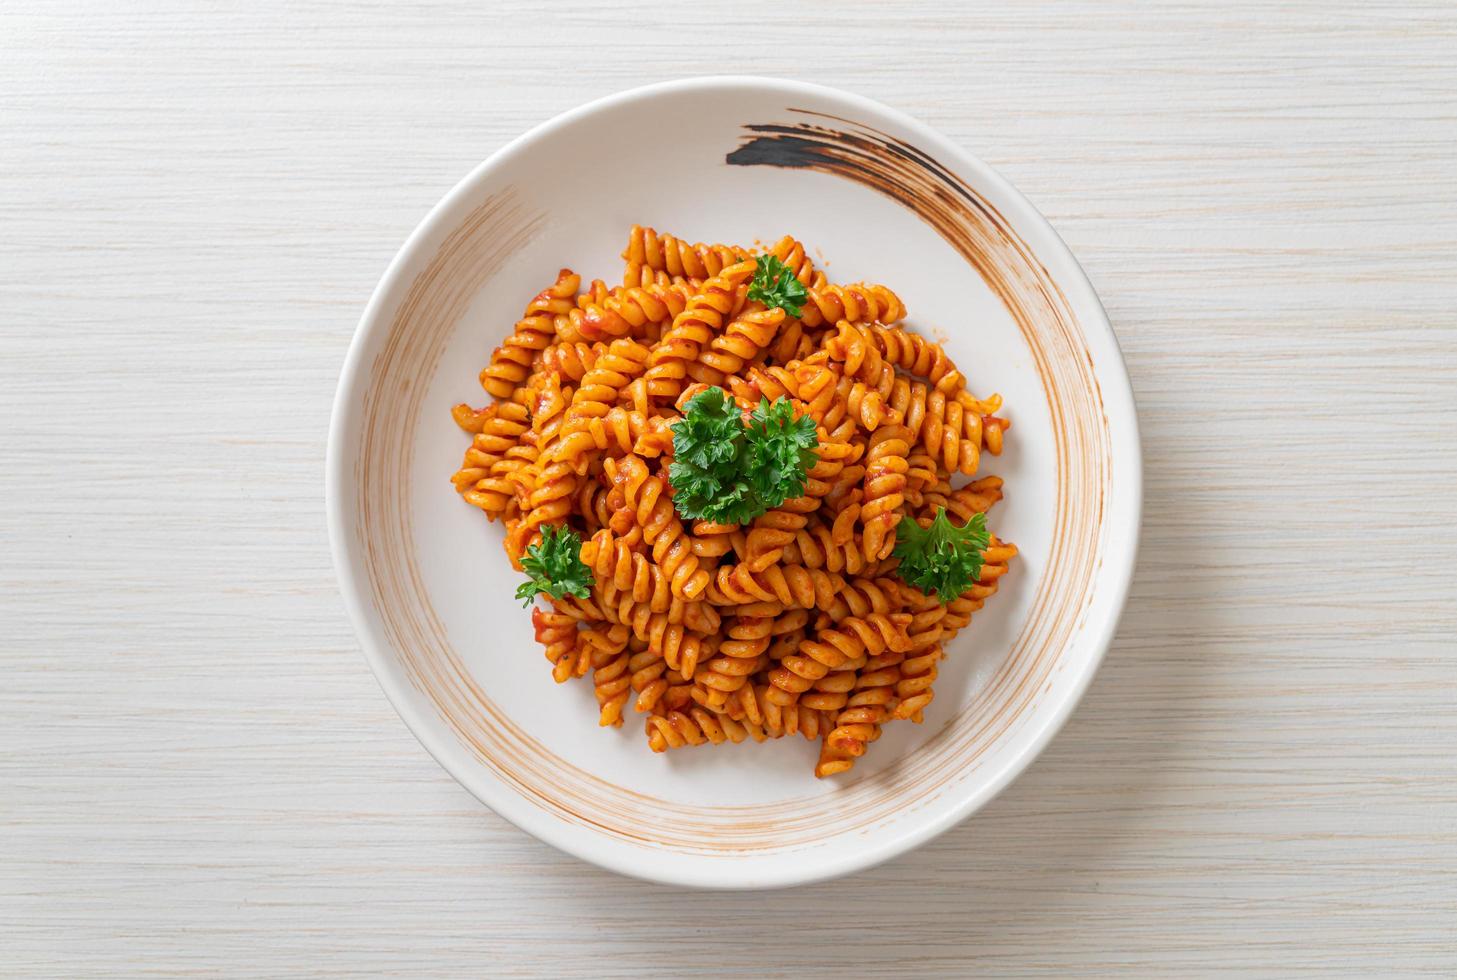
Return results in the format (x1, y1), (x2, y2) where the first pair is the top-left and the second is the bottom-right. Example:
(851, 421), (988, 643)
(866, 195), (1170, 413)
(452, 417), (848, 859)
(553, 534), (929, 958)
(328, 77), (1141, 888)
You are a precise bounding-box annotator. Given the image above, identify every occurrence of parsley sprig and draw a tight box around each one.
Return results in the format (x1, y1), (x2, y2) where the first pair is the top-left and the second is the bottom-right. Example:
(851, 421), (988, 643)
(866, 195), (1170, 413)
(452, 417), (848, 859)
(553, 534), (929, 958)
(746, 253), (808, 318)
(515, 525), (593, 607)
(668, 387), (818, 525)
(892, 509), (991, 603)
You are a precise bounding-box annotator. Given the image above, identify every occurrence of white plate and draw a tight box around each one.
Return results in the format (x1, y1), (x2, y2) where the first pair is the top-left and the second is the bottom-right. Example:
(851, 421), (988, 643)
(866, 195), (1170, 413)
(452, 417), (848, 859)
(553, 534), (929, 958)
(327, 77), (1141, 889)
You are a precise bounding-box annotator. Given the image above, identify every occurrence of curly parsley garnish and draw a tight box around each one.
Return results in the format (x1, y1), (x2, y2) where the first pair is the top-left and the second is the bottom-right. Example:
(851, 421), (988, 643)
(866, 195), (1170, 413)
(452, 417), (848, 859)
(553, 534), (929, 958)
(746, 253), (808, 318)
(893, 509), (991, 603)
(668, 387), (818, 525)
(515, 525), (593, 607)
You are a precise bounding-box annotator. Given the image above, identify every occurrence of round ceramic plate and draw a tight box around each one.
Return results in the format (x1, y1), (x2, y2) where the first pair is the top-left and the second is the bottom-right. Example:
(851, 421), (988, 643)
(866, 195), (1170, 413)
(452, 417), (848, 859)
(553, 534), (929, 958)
(327, 77), (1140, 889)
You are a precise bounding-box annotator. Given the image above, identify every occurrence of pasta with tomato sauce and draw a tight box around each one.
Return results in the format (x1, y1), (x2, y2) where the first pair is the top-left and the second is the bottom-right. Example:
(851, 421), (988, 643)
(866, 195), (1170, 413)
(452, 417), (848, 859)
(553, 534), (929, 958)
(451, 226), (1014, 777)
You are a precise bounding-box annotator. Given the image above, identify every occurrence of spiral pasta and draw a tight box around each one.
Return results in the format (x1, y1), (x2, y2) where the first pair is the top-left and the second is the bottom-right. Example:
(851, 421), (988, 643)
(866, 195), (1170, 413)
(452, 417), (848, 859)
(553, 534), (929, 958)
(579, 279), (697, 342)
(451, 228), (1014, 777)
(581, 528), (671, 612)
(605, 454), (709, 600)
(704, 562), (845, 609)
(622, 224), (749, 285)
(861, 425), (911, 561)
(816, 645), (906, 776)
(694, 306), (785, 385)
(480, 270), (579, 398)
(693, 614), (773, 709)
(584, 623), (632, 726)
(798, 282), (906, 329)
(643, 260), (756, 401)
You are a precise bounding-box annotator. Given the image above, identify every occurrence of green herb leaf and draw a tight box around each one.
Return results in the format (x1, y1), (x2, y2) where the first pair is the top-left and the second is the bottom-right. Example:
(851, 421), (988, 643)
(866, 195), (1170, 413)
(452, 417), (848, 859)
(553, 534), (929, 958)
(744, 396), (819, 504)
(892, 509), (991, 603)
(668, 386), (817, 525)
(746, 253), (808, 318)
(667, 460), (762, 525)
(668, 385), (742, 471)
(515, 524), (594, 607)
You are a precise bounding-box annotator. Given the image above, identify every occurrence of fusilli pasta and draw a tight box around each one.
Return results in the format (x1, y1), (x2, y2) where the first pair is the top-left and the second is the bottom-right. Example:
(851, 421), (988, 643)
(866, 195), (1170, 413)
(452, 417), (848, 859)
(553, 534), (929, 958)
(451, 227), (1016, 777)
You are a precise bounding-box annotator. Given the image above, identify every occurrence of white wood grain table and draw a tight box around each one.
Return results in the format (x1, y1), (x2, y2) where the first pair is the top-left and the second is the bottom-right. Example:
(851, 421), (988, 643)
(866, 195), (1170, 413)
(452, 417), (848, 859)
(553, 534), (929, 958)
(4, 2), (1455, 975)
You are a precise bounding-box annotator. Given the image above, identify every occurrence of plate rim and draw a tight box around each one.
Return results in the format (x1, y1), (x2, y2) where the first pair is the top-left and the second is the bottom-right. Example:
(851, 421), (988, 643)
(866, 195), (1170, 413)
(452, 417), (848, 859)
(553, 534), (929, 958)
(326, 75), (1143, 888)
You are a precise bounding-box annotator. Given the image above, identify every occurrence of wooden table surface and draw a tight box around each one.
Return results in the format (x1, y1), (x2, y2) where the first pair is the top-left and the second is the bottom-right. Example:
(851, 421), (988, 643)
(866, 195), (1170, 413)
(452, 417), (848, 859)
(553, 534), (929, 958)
(4, 2), (1455, 975)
